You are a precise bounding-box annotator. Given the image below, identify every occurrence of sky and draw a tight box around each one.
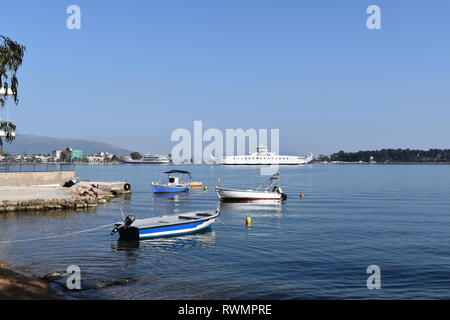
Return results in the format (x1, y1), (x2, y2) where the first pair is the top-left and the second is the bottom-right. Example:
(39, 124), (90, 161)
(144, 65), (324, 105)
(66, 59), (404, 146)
(1, 0), (450, 155)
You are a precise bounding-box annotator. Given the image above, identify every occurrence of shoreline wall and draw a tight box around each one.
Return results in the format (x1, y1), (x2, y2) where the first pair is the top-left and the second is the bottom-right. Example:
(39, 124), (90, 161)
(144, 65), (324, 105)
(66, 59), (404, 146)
(0, 171), (75, 186)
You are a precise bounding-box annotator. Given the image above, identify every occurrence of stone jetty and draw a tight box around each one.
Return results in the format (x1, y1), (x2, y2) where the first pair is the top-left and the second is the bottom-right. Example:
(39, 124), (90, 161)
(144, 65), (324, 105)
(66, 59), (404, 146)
(0, 180), (131, 213)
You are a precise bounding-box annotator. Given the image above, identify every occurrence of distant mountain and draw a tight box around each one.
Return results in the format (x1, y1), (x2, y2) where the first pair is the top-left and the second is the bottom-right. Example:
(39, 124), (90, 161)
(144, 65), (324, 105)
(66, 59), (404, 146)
(2, 134), (131, 156)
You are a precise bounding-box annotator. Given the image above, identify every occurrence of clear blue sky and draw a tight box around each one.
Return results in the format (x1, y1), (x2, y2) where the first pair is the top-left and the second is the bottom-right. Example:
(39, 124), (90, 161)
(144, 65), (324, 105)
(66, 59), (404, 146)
(1, 0), (450, 155)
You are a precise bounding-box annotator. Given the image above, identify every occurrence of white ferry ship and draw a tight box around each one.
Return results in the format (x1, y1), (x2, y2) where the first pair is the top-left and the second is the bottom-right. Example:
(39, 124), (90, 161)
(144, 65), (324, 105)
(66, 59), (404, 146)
(121, 154), (170, 164)
(213, 146), (313, 165)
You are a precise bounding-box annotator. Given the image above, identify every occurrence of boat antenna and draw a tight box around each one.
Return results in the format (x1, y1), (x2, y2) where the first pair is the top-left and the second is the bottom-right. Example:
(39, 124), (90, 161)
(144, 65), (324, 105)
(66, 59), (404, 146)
(120, 208), (125, 220)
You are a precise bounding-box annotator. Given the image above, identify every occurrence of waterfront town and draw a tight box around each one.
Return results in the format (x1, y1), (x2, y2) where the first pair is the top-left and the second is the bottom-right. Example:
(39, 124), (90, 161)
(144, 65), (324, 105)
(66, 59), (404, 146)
(0, 147), (120, 163)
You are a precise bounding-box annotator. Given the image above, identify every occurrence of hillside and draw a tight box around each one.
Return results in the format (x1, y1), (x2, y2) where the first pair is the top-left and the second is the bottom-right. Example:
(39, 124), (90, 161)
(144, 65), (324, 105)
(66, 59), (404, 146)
(2, 134), (131, 155)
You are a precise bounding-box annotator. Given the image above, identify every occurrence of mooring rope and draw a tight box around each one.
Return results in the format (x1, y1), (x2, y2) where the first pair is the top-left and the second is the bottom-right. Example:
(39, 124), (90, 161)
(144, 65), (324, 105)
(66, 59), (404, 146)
(0, 189), (215, 245)
(0, 223), (113, 245)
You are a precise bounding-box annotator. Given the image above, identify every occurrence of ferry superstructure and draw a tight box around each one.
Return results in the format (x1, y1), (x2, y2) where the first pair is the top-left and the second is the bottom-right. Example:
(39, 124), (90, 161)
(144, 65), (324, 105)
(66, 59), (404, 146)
(213, 146), (313, 165)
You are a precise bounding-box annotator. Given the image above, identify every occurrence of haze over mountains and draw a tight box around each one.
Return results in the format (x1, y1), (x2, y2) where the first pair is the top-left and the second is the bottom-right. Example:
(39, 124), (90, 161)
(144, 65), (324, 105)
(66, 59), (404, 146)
(1, 133), (312, 157)
(3, 134), (131, 155)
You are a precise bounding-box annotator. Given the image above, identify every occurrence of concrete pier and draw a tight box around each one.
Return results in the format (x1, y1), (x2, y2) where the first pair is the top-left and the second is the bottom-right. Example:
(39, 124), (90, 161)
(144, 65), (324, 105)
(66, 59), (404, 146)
(0, 171), (75, 187)
(0, 186), (96, 213)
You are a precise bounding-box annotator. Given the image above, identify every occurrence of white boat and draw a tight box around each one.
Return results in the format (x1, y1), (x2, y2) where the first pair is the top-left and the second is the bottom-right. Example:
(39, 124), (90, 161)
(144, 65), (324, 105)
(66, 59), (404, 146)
(215, 173), (287, 202)
(212, 146), (313, 165)
(111, 208), (220, 240)
(121, 153), (169, 164)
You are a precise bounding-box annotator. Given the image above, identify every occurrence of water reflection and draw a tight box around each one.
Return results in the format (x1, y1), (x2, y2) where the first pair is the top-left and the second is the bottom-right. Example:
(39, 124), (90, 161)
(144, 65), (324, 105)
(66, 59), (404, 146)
(219, 200), (283, 216)
(0, 208), (96, 221)
(147, 230), (218, 250)
(152, 193), (189, 201)
(112, 230), (218, 252)
(114, 240), (141, 250)
(115, 193), (132, 202)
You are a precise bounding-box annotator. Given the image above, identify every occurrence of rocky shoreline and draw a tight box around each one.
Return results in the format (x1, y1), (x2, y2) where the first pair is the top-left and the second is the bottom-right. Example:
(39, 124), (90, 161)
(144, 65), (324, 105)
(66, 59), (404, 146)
(0, 262), (63, 300)
(0, 180), (132, 299)
(0, 181), (131, 213)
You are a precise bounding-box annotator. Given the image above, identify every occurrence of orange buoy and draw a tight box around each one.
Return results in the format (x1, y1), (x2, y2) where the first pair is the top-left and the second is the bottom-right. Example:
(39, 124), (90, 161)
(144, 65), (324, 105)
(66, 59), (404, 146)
(299, 193), (305, 198)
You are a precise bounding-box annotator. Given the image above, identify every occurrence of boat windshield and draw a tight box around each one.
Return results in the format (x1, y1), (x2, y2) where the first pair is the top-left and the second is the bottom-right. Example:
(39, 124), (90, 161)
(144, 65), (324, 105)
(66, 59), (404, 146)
(256, 173), (280, 191)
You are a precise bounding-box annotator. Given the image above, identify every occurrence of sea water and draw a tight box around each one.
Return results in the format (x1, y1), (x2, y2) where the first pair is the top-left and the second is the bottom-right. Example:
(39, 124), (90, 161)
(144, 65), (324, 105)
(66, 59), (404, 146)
(1, 164), (450, 299)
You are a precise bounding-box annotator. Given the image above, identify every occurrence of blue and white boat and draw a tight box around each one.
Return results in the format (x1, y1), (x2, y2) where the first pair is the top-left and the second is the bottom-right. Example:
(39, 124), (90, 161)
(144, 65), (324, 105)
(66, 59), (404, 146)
(151, 170), (191, 193)
(111, 208), (220, 240)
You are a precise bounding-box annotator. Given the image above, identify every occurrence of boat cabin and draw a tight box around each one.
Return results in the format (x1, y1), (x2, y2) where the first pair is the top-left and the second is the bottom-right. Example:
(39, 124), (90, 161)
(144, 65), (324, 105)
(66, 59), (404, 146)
(168, 175), (180, 185)
(162, 170), (191, 186)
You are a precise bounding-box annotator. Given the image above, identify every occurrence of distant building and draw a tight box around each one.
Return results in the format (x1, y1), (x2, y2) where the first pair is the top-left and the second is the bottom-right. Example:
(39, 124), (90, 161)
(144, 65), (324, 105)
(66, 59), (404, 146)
(86, 155), (104, 163)
(97, 152), (115, 160)
(60, 147), (72, 162)
(33, 154), (52, 163)
(52, 150), (63, 159)
(71, 149), (83, 161)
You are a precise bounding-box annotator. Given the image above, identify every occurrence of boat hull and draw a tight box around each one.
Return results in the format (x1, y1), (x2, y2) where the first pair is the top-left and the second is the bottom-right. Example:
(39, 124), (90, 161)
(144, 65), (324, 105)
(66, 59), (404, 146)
(187, 181), (203, 188)
(137, 218), (216, 239)
(216, 187), (282, 201)
(116, 210), (219, 240)
(152, 184), (189, 193)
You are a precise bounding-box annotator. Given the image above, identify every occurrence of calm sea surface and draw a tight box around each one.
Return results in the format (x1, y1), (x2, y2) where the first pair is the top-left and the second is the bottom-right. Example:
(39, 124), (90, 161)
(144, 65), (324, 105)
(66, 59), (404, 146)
(1, 164), (450, 299)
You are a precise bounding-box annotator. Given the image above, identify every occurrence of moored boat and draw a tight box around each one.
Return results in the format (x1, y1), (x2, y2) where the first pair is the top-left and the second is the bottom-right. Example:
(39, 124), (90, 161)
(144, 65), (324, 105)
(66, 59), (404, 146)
(215, 173), (287, 201)
(187, 181), (203, 188)
(111, 208), (220, 240)
(151, 170), (191, 193)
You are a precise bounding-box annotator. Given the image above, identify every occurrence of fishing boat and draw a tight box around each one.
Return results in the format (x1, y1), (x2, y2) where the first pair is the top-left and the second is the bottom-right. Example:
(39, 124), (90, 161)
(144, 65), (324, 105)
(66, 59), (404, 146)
(111, 208), (220, 240)
(215, 173), (287, 201)
(151, 170), (191, 193)
(187, 181), (203, 188)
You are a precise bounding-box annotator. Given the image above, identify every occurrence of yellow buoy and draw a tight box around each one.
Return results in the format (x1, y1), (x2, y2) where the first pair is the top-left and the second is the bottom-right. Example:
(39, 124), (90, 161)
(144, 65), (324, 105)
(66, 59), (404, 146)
(245, 216), (252, 226)
(204, 186), (208, 191)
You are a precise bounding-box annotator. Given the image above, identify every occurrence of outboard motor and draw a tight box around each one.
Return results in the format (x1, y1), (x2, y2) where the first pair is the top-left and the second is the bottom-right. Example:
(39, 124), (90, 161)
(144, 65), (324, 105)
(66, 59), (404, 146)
(274, 186), (287, 200)
(111, 215), (136, 235)
(124, 215), (135, 227)
(272, 186), (287, 200)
